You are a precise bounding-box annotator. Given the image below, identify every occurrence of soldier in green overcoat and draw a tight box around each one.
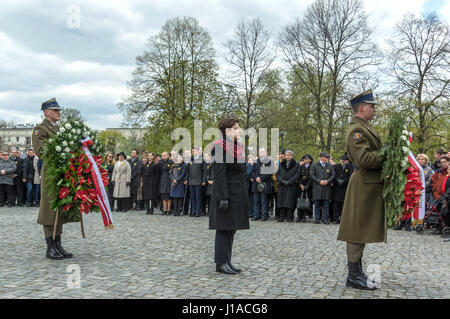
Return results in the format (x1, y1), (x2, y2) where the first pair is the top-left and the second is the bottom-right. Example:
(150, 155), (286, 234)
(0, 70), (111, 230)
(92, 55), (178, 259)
(32, 98), (76, 260)
(337, 90), (385, 290)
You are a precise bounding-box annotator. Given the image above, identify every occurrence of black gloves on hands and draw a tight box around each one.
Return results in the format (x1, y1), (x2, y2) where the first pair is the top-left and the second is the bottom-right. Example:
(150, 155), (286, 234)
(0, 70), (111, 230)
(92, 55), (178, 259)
(218, 199), (229, 211)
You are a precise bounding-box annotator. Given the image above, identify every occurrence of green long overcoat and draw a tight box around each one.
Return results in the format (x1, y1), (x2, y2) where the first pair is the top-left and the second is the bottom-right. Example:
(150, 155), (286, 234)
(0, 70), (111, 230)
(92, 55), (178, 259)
(32, 119), (77, 225)
(337, 116), (386, 243)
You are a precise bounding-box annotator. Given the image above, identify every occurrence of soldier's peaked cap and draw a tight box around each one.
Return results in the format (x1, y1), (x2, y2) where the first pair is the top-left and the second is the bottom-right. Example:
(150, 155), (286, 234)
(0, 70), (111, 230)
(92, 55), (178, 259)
(349, 90), (377, 107)
(41, 98), (62, 111)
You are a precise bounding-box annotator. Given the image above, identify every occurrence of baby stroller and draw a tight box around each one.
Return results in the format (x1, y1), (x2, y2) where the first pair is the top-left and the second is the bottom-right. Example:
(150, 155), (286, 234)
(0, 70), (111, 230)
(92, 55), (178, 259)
(416, 197), (450, 235)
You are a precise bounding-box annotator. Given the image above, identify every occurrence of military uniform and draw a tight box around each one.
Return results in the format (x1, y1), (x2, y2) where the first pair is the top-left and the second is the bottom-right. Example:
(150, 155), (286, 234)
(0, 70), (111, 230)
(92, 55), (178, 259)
(32, 98), (75, 260)
(336, 90), (384, 290)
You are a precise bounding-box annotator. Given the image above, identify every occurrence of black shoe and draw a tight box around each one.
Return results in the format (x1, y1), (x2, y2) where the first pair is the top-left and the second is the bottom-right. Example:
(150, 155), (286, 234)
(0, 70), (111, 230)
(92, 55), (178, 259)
(54, 235), (73, 258)
(0, 203), (4, 207)
(333, 220), (340, 224)
(227, 262), (241, 273)
(251, 217), (261, 221)
(301, 218), (307, 223)
(7, 203), (13, 208)
(346, 261), (376, 290)
(216, 264), (237, 275)
(261, 218), (267, 222)
(314, 220), (320, 224)
(26, 202), (32, 207)
(325, 220), (330, 225)
(146, 210), (151, 215)
(45, 237), (64, 260)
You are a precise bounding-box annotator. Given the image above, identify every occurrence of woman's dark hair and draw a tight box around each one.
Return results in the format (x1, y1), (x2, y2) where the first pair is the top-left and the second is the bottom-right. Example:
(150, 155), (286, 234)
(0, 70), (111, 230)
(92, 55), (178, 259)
(218, 117), (239, 136)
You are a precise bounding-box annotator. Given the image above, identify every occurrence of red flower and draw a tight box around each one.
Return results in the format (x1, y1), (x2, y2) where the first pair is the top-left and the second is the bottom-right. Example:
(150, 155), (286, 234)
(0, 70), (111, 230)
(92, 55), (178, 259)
(62, 204), (74, 212)
(77, 165), (83, 176)
(59, 187), (70, 199)
(78, 153), (86, 164)
(80, 176), (85, 185)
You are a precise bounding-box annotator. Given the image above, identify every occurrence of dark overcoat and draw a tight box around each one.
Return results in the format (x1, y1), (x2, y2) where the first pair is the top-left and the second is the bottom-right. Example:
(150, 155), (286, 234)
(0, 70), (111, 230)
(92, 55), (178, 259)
(209, 140), (249, 231)
(158, 159), (173, 195)
(32, 119), (77, 225)
(205, 162), (213, 196)
(142, 161), (159, 200)
(251, 157), (273, 194)
(332, 163), (354, 202)
(276, 160), (300, 209)
(128, 157), (142, 195)
(298, 163), (313, 199)
(309, 161), (335, 201)
(337, 116), (386, 244)
(169, 163), (187, 198)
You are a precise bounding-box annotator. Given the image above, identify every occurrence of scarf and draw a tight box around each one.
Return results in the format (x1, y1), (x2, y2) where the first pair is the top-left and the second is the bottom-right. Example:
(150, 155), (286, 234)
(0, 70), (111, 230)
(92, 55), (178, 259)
(213, 136), (244, 161)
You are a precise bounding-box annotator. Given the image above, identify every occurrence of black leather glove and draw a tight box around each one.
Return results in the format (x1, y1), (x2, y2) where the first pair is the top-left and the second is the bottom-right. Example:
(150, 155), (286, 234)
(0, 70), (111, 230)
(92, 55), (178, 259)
(126, 182), (131, 187)
(218, 200), (229, 211)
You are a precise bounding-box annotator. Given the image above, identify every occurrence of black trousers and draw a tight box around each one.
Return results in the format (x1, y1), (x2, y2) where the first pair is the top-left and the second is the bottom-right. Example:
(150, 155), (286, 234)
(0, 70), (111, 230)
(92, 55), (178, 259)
(144, 199), (154, 213)
(214, 230), (236, 265)
(279, 207), (294, 221)
(172, 198), (183, 215)
(129, 193), (138, 209)
(12, 178), (25, 205)
(117, 198), (129, 211)
(333, 201), (344, 222)
(0, 184), (14, 205)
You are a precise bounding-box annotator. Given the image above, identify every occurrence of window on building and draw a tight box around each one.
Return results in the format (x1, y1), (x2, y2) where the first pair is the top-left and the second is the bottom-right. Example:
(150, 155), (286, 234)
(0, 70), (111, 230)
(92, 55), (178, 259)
(17, 137), (20, 142)
(26, 137), (31, 145)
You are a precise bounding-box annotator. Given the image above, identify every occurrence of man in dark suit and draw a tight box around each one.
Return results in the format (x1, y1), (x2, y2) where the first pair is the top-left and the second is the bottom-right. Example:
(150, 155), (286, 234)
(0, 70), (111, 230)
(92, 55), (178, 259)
(332, 154), (354, 224)
(128, 149), (142, 210)
(10, 149), (25, 207)
(251, 148), (274, 222)
(310, 152), (335, 224)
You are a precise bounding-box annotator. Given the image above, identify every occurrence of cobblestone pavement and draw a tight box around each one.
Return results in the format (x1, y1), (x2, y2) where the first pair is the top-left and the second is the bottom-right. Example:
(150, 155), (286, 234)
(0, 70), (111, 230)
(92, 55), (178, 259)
(0, 206), (449, 299)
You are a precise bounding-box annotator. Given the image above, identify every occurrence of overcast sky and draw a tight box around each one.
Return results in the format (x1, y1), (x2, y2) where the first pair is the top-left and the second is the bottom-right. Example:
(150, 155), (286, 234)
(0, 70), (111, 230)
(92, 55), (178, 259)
(0, 0), (449, 130)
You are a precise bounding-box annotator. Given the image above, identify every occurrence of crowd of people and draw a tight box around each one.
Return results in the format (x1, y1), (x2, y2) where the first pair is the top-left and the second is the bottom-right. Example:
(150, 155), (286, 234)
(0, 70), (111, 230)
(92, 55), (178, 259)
(0, 149), (42, 208)
(1, 146), (448, 235)
(100, 146), (449, 233)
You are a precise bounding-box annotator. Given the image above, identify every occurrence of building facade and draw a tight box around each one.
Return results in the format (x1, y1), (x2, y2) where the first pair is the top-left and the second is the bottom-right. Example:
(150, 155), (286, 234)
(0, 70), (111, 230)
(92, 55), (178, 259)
(0, 124), (35, 152)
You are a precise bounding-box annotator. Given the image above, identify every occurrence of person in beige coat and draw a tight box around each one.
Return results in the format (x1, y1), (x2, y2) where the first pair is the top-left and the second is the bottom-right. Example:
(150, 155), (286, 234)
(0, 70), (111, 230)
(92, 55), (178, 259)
(112, 151), (131, 212)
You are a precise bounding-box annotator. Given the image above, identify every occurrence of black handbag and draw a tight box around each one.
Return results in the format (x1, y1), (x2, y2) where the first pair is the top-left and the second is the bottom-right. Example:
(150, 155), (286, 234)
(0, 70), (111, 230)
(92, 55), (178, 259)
(297, 192), (311, 211)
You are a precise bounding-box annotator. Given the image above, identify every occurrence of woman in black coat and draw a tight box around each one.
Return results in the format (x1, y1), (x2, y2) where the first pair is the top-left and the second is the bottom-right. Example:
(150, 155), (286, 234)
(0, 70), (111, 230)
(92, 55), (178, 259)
(105, 152), (116, 211)
(141, 153), (160, 215)
(276, 150), (300, 222)
(210, 117), (249, 275)
(158, 151), (173, 215)
(297, 154), (314, 222)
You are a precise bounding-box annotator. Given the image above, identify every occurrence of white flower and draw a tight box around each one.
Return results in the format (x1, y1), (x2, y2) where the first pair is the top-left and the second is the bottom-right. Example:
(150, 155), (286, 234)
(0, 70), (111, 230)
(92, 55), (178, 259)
(77, 129), (81, 134)
(402, 159), (409, 167)
(55, 146), (62, 152)
(406, 140), (410, 146)
(401, 135), (407, 141)
(62, 141), (68, 147)
(64, 147), (70, 153)
(71, 128), (76, 134)
(402, 129), (408, 135)
(65, 123), (71, 130)
(60, 127), (66, 133)
(402, 146), (409, 153)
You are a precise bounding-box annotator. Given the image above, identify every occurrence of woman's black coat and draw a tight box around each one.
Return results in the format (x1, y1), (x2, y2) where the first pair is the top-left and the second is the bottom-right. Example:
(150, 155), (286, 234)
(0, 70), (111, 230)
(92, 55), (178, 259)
(142, 161), (160, 200)
(158, 159), (173, 195)
(209, 140), (250, 231)
(276, 159), (300, 209)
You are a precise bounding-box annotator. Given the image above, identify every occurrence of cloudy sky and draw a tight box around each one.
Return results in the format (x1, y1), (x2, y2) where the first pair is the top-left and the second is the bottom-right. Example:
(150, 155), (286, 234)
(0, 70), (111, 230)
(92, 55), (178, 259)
(0, 0), (449, 130)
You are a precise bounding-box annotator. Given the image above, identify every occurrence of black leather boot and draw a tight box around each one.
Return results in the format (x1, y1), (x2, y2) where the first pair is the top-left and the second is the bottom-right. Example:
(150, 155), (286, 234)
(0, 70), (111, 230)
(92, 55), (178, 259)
(54, 235), (73, 258)
(216, 263), (237, 275)
(45, 237), (64, 260)
(394, 220), (404, 230)
(346, 261), (376, 290)
(227, 262), (241, 273)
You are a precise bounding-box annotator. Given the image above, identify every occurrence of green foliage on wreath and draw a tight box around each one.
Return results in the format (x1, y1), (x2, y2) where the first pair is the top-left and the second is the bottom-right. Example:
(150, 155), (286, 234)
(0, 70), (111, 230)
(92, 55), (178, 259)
(42, 116), (106, 221)
(381, 113), (411, 228)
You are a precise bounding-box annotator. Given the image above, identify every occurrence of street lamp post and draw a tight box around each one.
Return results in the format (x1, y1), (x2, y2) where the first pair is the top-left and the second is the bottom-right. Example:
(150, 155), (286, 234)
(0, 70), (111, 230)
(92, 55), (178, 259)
(280, 131), (286, 153)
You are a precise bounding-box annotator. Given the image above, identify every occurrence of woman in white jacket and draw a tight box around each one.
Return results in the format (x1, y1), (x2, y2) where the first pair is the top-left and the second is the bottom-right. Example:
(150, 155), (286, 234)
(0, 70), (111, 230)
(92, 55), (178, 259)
(112, 152), (131, 212)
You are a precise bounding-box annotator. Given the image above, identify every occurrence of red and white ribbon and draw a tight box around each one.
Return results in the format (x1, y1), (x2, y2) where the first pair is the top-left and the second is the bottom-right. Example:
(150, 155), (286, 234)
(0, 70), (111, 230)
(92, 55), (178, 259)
(81, 137), (114, 228)
(407, 132), (425, 223)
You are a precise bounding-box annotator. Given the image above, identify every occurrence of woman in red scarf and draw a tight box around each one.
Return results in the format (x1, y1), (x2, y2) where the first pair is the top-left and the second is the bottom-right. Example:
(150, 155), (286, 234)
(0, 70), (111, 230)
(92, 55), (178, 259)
(209, 118), (249, 275)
